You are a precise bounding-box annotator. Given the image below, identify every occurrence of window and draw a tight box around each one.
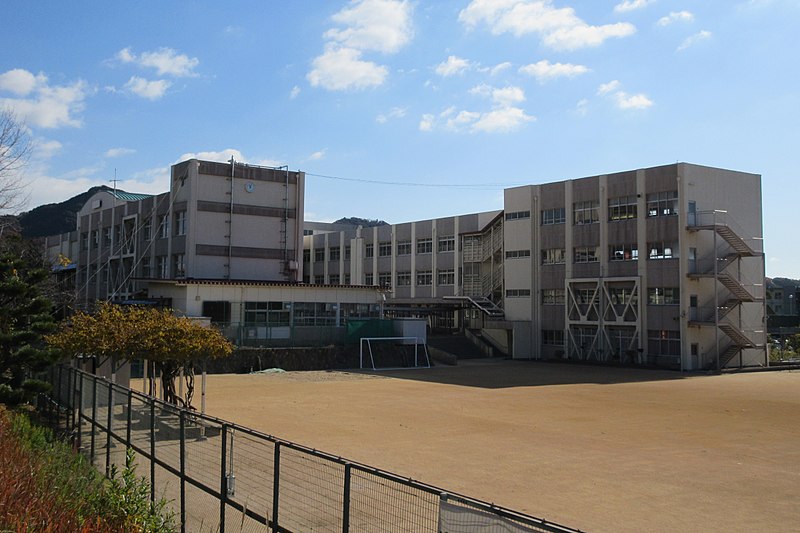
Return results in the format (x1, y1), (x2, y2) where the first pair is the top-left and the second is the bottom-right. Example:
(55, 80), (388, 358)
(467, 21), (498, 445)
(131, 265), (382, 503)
(244, 301), (289, 326)
(609, 196), (638, 221)
(573, 201), (599, 225)
(647, 191), (679, 217)
(610, 244), (639, 261)
(574, 288), (596, 304)
(378, 272), (391, 287)
(648, 287), (680, 305)
(103, 227), (112, 247)
(114, 225), (122, 247)
(142, 218), (152, 240)
(303, 249), (310, 263)
(314, 248), (325, 261)
(542, 330), (565, 346)
(574, 246), (599, 263)
(541, 207), (566, 225)
(343, 273), (351, 284)
(378, 241), (392, 257)
(416, 238), (432, 254)
(91, 230), (99, 247)
(648, 241), (677, 259)
(157, 256), (168, 279)
(344, 246), (351, 260)
(329, 247), (340, 261)
(541, 248), (565, 265)
(437, 269), (454, 285)
(365, 273), (374, 285)
(81, 232), (89, 250)
(505, 249), (531, 259)
(648, 330), (680, 357)
(141, 257), (152, 278)
(416, 270), (432, 286)
(303, 229), (314, 236)
(609, 287), (638, 306)
(174, 211), (187, 236)
(365, 244), (374, 258)
(542, 289), (565, 304)
(505, 210), (531, 221)
(438, 236), (455, 252)
(506, 289), (531, 298)
(396, 271), (412, 286)
(314, 274), (325, 284)
(159, 214), (170, 238)
(397, 241), (412, 255)
(173, 253), (185, 278)
(293, 302), (337, 326)
(329, 274), (340, 285)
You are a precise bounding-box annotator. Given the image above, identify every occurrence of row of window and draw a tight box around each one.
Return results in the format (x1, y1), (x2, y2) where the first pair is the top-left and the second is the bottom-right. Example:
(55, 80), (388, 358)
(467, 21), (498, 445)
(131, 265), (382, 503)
(530, 192), (680, 227)
(241, 301), (379, 327)
(81, 212), (186, 250)
(360, 236), (457, 258)
(512, 287), (679, 305)
(361, 269), (455, 287)
(541, 242), (677, 264)
(540, 329), (680, 355)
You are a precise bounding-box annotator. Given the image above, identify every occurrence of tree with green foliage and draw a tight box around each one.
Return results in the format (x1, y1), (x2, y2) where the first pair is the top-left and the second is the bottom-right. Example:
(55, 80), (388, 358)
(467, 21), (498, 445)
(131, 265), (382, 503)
(48, 302), (233, 407)
(0, 234), (58, 403)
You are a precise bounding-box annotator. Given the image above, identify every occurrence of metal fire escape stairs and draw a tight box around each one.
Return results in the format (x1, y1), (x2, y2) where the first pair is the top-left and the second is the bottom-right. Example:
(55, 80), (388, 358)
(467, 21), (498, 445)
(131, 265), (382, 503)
(687, 212), (763, 369)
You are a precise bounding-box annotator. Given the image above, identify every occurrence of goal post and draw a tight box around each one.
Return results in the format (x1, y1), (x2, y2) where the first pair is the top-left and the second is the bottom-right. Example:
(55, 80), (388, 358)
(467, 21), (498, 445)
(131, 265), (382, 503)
(359, 336), (431, 370)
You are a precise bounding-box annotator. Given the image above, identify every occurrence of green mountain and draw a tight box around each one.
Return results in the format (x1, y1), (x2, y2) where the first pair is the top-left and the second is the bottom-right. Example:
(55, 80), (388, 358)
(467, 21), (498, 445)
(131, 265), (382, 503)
(18, 186), (113, 238)
(333, 217), (388, 227)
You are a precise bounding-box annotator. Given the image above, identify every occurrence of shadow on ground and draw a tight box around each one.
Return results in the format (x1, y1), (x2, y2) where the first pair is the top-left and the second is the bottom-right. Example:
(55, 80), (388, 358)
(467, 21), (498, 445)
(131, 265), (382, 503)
(361, 358), (690, 389)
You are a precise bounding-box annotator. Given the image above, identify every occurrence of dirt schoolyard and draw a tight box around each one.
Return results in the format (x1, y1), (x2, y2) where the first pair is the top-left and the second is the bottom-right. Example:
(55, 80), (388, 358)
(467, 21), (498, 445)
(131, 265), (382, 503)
(194, 360), (800, 532)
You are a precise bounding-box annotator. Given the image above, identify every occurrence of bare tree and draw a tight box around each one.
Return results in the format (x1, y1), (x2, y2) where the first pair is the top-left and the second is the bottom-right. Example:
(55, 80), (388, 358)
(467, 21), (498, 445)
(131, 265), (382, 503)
(0, 109), (32, 213)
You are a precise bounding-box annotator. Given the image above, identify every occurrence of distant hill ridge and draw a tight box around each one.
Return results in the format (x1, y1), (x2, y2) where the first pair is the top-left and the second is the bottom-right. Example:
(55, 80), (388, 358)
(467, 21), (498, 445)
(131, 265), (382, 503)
(16, 187), (389, 238)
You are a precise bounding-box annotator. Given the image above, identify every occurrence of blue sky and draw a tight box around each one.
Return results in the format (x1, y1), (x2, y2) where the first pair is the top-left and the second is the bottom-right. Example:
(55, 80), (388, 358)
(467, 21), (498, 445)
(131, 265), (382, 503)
(1, 0), (798, 277)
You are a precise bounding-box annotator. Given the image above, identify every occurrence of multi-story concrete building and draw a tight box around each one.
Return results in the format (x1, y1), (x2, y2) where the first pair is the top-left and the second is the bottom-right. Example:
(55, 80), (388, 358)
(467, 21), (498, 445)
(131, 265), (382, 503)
(45, 160), (766, 370)
(305, 163), (767, 370)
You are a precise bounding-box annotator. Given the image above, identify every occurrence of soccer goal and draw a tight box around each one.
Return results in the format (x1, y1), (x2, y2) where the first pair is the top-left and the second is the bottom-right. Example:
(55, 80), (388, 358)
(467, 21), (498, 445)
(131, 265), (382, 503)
(359, 337), (431, 370)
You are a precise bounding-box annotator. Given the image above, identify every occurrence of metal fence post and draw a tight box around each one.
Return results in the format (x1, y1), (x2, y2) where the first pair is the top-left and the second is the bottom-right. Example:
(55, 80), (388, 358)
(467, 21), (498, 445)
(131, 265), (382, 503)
(219, 424), (228, 533)
(179, 410), (186, 533)
(126, 389), (132, 449)
(77, 372), (84, 452)
(342, 462), (351, 533)
(106, 381), (113, 477)
(150, 397), (156, 503)
(90, 376), (97, 462)
(272, 442), (281, 532)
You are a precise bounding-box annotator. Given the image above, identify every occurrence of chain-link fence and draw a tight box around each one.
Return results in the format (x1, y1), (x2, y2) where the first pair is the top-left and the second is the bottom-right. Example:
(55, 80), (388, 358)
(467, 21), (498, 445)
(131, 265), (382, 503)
(39, 365), (582, 533)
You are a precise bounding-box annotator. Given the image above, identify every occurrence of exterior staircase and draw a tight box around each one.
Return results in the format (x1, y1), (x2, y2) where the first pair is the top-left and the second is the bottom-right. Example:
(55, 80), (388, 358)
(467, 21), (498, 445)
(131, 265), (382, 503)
(443, 295), (505, 318)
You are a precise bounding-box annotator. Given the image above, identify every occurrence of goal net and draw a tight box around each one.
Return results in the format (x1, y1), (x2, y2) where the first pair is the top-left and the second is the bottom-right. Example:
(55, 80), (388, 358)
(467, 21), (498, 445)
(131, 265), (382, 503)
(359, 337), (431, 370)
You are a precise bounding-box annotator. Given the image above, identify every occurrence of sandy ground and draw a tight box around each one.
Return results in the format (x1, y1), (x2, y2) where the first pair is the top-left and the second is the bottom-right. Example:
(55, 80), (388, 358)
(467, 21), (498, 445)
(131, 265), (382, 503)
(178, 360), (799, 532)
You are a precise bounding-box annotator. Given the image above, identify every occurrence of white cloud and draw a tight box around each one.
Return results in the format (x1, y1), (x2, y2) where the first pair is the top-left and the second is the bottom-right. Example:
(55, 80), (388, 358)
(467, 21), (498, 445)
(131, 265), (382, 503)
(677, 30), (712, 51)
(519, 59), (590, 82)
(0, 69), (89, 129)
(597, 80), (621, 95)
(435, 56), (472, 77)
(307, 45), (388, 90)
(572, 98), (589, 117)
(309, 0), (413, 91)
(176, 149), (245, 164)
(614, 91), (653, 109)
(124, 77), (172, 100)
(0, 69), (46, 96)
(376, 106), (407, 123)
(33, 139), (62, 160)
(614, 0), (656, 13)
(490, 62), (512, 76)
(657, 11), (695, 26)
(424, 85), (534, 134)
(105, 147), (136, 158)
(290, 85), (301, 99)
(471, 107), (535, 133)
(309, 149), (327, 161)
(458, 0), (636, 51)
(324, 0), (413, 54)
(597, 80), (652, 110)
(116, 47), (199, 77)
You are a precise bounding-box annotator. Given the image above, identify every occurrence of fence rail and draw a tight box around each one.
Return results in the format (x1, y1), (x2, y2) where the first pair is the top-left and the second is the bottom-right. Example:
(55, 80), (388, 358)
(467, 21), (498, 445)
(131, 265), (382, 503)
(39, 364), (582, 533)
